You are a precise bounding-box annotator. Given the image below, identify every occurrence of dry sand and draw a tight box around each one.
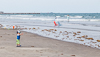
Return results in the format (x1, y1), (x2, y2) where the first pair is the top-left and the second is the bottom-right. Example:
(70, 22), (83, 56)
(0, 27), (100, 57)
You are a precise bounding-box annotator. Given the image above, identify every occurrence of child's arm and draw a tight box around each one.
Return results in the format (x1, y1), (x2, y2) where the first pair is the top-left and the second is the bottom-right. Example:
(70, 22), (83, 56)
(19, 33), (23, 35)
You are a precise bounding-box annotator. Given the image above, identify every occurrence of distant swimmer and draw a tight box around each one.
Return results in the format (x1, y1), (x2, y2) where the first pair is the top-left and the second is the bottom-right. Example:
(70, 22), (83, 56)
(67, 15), (69, 22)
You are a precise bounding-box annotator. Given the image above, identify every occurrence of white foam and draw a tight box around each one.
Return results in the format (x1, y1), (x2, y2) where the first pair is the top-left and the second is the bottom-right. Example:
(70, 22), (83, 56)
(70, 16), (83, 18)
(0, 15), (100, 22)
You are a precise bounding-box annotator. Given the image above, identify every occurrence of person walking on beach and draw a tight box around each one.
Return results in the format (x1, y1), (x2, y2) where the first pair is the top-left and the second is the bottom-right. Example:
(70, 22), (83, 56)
(67, 15), (69, 22)
(54, 16), (58, 27)
(16, 30), (23, 47)
(54, 16), (61, 27)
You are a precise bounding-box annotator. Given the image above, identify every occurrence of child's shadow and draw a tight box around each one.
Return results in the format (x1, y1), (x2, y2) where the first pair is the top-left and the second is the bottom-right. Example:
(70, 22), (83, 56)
(20, 45), (35, 48)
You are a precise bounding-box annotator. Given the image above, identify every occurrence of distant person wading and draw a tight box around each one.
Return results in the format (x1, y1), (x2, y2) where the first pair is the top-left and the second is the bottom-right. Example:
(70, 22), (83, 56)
(67, 15), (69, 22)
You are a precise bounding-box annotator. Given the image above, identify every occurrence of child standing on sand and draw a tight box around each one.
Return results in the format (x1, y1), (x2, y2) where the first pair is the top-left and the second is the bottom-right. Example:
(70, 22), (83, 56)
(16, 30), (23, 47)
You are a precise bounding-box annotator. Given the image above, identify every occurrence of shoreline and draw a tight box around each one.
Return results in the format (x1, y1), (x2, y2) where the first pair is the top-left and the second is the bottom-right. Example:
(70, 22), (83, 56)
(0, 26), (100, 57)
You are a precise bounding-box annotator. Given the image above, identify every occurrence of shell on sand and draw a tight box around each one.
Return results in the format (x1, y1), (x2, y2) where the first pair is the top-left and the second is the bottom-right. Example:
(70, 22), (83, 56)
(60, 31), (62, 33)
(79, 40), (84, 41)
(71, 55), (75, 56)
(86, 38), (94, 40)
(77, 31), (81, 33)
(73, 35), (76, 36)
(92, 42), (97, 43)
(31, 46), (34, 47)
(48, 30), (51, 32)
(44, 29), (49, 31)
(54, 29), (57, 31)
(62, 38), (65, 40)
(73, 32), (77, 35)
(38, 27), (39, 29)
(33, 28), (36, 29)
(52, 32), (55, 33)
(81, 35), (88, 38)
(77, 37), (81, 38)
(0, 36), (2, 37)
(46, 30), (49, 31)
(25, 28), (27, 29)
(86, 35), (88, 37)
(74, 39), (79, 40)
(81, 35), (86, 38)
(42, 30), (44, 31)
(21, 28), (24, 29)
(56, 36), (59, 37)
(61, 53), (63, 55)
(98, 45), (100, 47)
(50, 29), (54, 30)
(67, 36), (69, 38)
(29, 28), (31, 30)
(97, 40), (100, 42)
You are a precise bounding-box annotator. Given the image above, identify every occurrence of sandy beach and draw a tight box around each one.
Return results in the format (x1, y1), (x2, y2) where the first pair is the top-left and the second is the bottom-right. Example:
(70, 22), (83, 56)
(0, 26), (100, 57)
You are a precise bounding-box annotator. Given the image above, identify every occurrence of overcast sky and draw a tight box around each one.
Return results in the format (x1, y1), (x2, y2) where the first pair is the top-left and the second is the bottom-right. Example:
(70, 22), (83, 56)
(0, 0), (99, 13)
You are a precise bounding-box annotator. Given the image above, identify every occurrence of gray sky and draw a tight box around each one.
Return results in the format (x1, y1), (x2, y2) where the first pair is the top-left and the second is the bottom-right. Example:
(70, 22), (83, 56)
(0, 0), (100, 13)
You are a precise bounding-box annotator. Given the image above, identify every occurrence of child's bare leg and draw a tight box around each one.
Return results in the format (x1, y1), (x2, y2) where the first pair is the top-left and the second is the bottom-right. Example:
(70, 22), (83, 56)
(18, 44), (20, 46)
(17, 44), (20, 46)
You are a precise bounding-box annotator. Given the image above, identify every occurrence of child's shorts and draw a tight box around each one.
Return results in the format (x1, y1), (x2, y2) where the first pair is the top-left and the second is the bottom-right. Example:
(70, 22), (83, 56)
(16, 39), (20, 44)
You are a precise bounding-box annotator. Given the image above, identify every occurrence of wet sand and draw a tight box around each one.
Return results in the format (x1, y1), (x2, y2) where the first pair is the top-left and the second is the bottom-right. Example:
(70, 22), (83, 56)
(0, 27), (100, 57)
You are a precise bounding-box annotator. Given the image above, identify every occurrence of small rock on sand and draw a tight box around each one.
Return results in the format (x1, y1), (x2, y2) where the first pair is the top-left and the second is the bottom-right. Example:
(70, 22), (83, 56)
(31, 46), (34, 47)
(0, 36), (2, 37)
(71, 55), (75, 56)
(61, 53), (63, 55)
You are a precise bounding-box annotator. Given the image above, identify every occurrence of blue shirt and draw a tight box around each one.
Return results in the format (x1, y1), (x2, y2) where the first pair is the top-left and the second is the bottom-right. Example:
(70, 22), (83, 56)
(17, 34), (20, 40)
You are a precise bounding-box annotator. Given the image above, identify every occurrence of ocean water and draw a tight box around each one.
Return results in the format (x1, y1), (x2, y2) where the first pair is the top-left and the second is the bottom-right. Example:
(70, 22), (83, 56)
(0, 13), (100, 49)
